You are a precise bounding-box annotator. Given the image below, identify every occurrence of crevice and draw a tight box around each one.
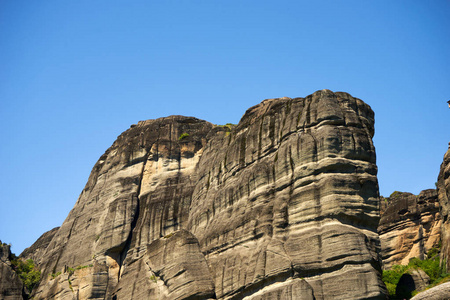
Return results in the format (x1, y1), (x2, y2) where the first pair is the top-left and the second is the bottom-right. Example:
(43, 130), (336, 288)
(52, 216), (78, 274)
(117, 143), (153, 280)
(258, 118), (264, 159)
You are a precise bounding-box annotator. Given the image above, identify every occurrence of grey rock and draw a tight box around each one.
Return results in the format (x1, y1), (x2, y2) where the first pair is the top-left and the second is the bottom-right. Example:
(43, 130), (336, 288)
(0, 241), (24, 300)
(187, 90), (385, 300)
(438, 145), (450, 271)
(20, 227), (59, 265)
(112, 229), (215, 300)
(411, 281), (450, 300)
(28, 90), (387, 299)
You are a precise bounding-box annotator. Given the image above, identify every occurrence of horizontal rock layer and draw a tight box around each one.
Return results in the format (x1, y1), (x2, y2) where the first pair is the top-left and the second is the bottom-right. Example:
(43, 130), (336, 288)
(29, 90), (387, 299)
(378, 190), (441, 268)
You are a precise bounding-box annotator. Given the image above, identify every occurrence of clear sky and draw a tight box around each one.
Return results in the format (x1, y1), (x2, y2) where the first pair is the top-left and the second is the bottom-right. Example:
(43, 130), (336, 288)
(1, 1), (449, 255)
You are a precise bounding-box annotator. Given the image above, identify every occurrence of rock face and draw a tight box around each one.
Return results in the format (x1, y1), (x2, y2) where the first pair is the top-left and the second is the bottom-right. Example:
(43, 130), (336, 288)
(410, 281), (450, 300)
(437, 145), (450, 271)
(378, 190), (441, 268)
(0, 241), (24, 300)
(29, 90), (387, 299)
(20, 227), (59, 264)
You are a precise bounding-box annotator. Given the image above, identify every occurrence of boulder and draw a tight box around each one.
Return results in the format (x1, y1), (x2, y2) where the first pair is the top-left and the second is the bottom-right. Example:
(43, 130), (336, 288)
(411, 281), (450, 300)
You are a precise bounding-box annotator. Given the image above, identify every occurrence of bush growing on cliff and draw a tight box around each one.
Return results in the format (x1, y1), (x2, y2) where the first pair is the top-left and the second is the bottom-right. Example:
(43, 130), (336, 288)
(389, 191), (403, 198)
(382, 264), (408, 296)
(11, 258), (41, 293)
(382, 248), (450, 299)
(179, 133), (189, 140)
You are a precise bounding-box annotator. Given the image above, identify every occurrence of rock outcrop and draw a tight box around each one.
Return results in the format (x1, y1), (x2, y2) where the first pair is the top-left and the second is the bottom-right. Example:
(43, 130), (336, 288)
(395, 268), (430, 299)
(20, 227), (59, 264)
(378, 190), (441, 268)
(0, 241), (24, 300)
(437, 145), (450, 271)
(28, 90), (387, 299)
(410, 281), (450, 300)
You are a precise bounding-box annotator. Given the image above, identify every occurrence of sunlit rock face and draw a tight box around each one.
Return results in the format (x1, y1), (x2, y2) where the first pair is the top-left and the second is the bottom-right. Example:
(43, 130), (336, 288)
(32, 115), (214, 300)
(410, 281), (450, 300)
(187, 90), (384, 300)
(378, 190), (441, 269)
(438, 145), (450, 271)
(29, 90), (387, 299)
(20, 227), (59, 265)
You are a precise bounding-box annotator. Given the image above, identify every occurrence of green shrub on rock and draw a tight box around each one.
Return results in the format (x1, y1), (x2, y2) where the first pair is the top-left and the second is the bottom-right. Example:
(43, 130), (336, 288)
(11, 258), (41, 293)
(179, 133), (189, 140)
(382, 249), (450, 299)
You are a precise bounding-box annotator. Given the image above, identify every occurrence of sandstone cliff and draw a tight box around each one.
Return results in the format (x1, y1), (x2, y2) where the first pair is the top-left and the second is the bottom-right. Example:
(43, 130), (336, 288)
(28, 90), (387, 299)
(20, 227), (59, 265)
(378, 190), (441, 268)
(0, 242), (24, 300)
(437, 145), (450, 271)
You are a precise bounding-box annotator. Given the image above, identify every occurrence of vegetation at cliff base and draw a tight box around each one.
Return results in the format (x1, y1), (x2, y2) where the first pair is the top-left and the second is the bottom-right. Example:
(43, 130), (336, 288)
(382, 247), (450, 299)
(11, 258), (41, 293)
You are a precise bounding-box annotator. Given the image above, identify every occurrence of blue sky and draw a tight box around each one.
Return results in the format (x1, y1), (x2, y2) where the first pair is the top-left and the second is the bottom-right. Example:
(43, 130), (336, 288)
(1, 1), (449, 255)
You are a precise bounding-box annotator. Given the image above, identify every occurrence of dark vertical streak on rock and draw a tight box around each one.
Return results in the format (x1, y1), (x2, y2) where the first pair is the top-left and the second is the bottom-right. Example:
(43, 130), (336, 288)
(269, 114), (275, 147)
(239, 137), (247, 168)
(258, 118), (264, 159)
(53, 217), (78, 274)
(117, 148), (150, 279)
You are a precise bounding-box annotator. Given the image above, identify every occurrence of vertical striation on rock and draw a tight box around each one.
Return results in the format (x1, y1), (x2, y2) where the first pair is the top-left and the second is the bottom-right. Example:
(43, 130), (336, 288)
(19, 227), (59, 265)
(378, 190), (441, 268)
(187, 90), (384, 299)
(27, 90), (387, 299)
(437, 145), (450, 271)
(32, 116), (214, 300)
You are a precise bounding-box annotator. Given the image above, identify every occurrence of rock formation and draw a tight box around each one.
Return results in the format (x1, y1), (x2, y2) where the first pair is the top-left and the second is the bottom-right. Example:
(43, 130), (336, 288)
(437, 145), (450, 271)
(410, 281), (450, 300)
(0, 241), (24, 300)
(26, 90), (387, 299)
(20, 227), (59, 265)
(378, 190), (441, 268)
(395, 269), (430, 299)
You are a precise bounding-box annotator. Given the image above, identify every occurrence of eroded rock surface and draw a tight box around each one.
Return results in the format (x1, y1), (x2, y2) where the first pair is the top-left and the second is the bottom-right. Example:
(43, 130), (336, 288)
(20, 227), (59, 264)
(378, 190), (441, 268)
(437, 145), (450, 271)
(28, 90), (387, 299)
(112, 229), (215, 299)
(410, 281), (450, 300)
(0, 241), (24, 300)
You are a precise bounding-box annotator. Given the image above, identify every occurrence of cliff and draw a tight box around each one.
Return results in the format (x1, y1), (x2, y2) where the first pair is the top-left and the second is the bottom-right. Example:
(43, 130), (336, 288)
(437, 145), (450, 271)
(26, 90), (387, 299)
(378, 190), (441, 268)
(20, 227), (59, 265)
(0, 242), (24, 300)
